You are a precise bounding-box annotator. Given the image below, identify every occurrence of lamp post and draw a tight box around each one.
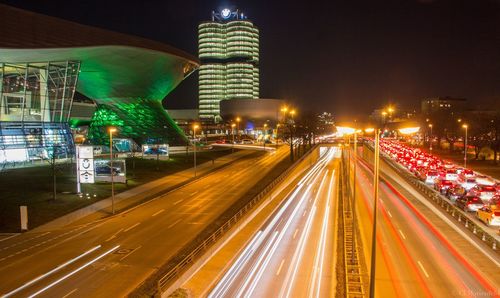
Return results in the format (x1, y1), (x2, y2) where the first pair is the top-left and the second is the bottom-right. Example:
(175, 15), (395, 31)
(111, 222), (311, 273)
(109, 127), (117, 215)
(236, 117), (241, 141)
(369, 128), (380, 298)
(463, 124), (468, 168)
(276, 123), (280, 150)
(193, 124), (199, 177)
(231, 123), (236, 152)
(290, 109), (296, 161)
(263, 123), (268, 149)
(428, 124), (433, 151)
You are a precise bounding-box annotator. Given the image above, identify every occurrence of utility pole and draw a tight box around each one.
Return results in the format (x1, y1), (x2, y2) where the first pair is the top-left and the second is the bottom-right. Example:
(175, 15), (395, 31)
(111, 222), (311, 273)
(369, 129), (380, 298)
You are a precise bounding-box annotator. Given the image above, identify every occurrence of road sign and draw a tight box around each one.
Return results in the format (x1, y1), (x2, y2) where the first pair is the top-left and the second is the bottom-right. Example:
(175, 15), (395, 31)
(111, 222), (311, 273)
(77, 146), (95, 184)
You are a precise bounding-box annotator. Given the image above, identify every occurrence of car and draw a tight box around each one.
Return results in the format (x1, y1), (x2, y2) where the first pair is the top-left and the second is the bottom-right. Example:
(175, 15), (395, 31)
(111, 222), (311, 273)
(468, 184), (496, 204)
(447, 185), (466, 204)
(456, 196), (484, 212)
(434, 179), (454, 194)
(425, 170), (439, 185)
(241, 139), (254, 144)
(476, 206), (500, 226)
(459, 177), (477, 191)
(445, 169), (458, 181)
(144, 147), (168, 155)
(215, 139), (226, 144)
(95, 165), (120, 175)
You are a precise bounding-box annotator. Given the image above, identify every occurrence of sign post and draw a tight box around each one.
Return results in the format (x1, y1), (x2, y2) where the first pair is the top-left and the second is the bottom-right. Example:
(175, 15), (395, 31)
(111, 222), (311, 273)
(20, 206), (28, 231)
(76, 146), (95, 194)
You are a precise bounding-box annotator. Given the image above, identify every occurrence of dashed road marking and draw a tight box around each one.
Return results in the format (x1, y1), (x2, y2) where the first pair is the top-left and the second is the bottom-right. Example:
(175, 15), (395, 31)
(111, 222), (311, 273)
(418, 261), (430, 278)
(276, 259), (285, 276)
(398, 229), (406, 240)
(124, 222), (141, 232)
(152, 209), (165, 217)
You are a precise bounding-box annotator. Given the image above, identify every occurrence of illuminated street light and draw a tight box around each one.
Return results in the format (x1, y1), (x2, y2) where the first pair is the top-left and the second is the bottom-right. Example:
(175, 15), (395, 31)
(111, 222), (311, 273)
(231, 123), (236, 152)
(236, 117), (241, 140)
(398, 127), (420, 135)
(263, 123), (268, 149)
(428, 124), (433, 151)
(108, 127), (117, 215)
(193, 124), (199, 177)
(463, 124), (468, 168)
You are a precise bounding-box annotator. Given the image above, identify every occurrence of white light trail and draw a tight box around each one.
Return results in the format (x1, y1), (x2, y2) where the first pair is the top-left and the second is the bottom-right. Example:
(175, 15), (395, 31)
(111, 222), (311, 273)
(2, 245), (102, 298)
(27, 245), (119, 298)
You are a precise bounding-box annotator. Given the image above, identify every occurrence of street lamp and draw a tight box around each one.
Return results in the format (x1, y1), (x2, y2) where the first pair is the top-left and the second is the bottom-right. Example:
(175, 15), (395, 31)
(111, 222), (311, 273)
(276, 123), (280, 149)
(193, 124), (199, 177)
(108, 127), (117, 215)
(428, 124), (433, 151)
(236, 117), (241, 141)
(463, 124), (468, 168)
(263, 123), (268, 149)
(289, 109), (296, 161)
(369, 128), (381, 298)
(231, 123), (236, 152)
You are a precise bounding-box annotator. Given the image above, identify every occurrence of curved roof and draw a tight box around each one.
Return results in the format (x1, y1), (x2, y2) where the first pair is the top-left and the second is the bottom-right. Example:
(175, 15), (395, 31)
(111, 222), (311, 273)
(0, 4), (199, 101)
(0, 4), (198, 63)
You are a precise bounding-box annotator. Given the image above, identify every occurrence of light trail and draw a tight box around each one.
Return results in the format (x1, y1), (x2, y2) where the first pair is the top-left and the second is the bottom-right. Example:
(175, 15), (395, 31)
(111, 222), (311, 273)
(209, 147), (337, 297)
(2, 245), (101, 298)
(27, 245), (119, 297)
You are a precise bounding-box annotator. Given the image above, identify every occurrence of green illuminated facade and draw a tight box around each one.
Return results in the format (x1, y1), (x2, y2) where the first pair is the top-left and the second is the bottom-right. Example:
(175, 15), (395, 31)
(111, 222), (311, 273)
(199, 9), (259, 122)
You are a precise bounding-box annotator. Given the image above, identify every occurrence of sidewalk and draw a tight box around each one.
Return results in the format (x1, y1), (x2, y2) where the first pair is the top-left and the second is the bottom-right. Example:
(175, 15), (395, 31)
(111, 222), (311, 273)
(34, 150), (256, 232)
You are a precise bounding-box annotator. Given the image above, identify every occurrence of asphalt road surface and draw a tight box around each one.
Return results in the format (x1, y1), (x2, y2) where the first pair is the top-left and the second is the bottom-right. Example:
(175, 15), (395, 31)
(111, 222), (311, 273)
(0, 147), (289, 297)
(208, 146), (341, 298)
(354, 151), (500, 298)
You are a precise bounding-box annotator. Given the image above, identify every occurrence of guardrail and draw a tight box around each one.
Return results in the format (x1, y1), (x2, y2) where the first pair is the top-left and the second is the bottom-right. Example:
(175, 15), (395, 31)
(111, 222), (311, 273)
(155, 144), (319, 295)
(364, 143), (499, 254)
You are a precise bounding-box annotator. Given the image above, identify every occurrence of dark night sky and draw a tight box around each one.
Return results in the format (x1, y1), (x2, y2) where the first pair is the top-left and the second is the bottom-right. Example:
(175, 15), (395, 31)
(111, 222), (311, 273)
(2, 0), (499, 119)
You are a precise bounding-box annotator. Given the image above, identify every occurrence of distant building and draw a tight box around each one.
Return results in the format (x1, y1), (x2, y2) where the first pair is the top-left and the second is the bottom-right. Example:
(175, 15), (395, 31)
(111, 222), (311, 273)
(198, 8), (259, 122)
(220, 98), (284, 127)
(421, 97), (466, 115)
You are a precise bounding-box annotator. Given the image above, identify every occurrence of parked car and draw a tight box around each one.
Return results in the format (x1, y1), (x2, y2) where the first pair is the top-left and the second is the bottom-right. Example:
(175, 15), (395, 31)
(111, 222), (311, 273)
(447, 185), (466, 204)
(241, 139), (254, 144)
(468, 184), (496, 204)
(476, 206), (500, 226)
(215, 139), (226, 144)
(456, 196), (484, 212)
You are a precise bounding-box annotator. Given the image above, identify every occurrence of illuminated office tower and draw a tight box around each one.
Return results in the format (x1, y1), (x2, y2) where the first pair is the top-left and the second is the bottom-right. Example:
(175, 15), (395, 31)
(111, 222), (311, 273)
(198, 8), (259, 122)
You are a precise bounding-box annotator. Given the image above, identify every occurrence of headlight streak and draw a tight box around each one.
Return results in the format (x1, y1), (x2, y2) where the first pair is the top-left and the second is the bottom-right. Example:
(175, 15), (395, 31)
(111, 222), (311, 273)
(245, 170), (330, 297)
(208, 231), (263, 297)
(209, 147), (335, 297)
(27, 245), (120, 298)
(310, 170), (335, 298)
(280, 169), (330, 298)
(2, 245), (102, 298)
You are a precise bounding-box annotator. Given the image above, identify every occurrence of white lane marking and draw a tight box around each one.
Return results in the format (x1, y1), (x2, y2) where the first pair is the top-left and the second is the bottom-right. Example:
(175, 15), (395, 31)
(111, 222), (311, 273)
(105, 228), (123, 242)
(0, 234), (20, 242)
(168, 219), (182, 229)
(387, 211), (393, 218)
(417, 261), (430, 278)
(173, 199), (184, 205)
(1, 232), (50, 251)
(62, 288), (78, 298)
(398, 229), (406, 240)
(190, 191), (199, 196)
(119, 246), (142, 261)
(27, 245), (119, 298)
(3, 245), (101, 298)
(276, 259), (285, 276)
(293, 229), (299, 239)
(124, 222), (140, 232)
(152, 209), (165, 217)
(303, 210), (307, 217)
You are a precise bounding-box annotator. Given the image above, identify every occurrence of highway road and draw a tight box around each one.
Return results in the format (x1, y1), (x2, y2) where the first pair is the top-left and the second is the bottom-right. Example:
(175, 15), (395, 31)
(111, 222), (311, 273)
(0, 147), (289, 297)
(354, 150), (500, 298)
(208, 146), (340, 298)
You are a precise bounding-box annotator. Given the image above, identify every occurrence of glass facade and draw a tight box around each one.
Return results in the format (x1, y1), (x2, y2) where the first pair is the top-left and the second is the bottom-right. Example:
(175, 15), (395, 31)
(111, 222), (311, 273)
(198, 14), (259, 122)
(0, 61), (80, 164)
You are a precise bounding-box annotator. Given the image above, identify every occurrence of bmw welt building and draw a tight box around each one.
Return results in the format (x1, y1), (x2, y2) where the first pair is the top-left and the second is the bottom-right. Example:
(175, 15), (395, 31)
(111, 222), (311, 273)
(0, 4), (198, 164)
